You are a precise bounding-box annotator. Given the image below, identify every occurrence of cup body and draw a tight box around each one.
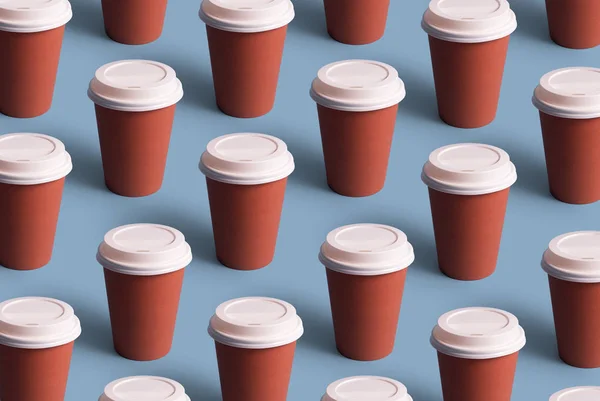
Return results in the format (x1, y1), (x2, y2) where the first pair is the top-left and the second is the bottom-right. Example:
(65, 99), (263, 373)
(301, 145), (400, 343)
(428, 187), (509, 280)
(103, 267), (185, 361)
(0, 178), (65, 270)
(0, 342), (74, 401)
(428, 35), (510, 128)
(317, 104), (397, 197)
(323, 0), (390, 45)
(545, 0), (600, 49)
(539, 112), (600, 204)
(206, 25), (287, 118)
(95, 104), (176, 197)
(437, 351), (519, 401)
(0, 26), (65, 118)
(215, 341), (296, 401)
(326, 268), (407, 361)
(101, 0), (168, 45)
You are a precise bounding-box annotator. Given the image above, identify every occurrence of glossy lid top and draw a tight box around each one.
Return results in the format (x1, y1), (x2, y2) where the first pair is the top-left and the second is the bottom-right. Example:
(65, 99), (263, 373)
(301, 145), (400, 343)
(199, 0), (294, 33)
(533, 67), (600, 119)
(550, 387), (600, 401)
(422, 143), (517, 195)
(208, 297), (304, 349)
(97, 224), (193, 276)
(431, 307), (526, 359)
(542, 231), (600, 283)
(322, 376), (413, 401)
(88, 60), (184, 112)
(319, 224), (415, 276)
(422, 0), (517, 43)
(100, 376), (191, 401)
(310, 60), (406, 112)
(0, 0), (72, 32)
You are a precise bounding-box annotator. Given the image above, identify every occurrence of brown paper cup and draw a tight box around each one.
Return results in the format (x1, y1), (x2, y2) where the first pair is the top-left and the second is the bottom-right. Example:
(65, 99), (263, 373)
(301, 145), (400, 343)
(0, 342), (74, 401)
(206, 25), (287, 118)
(104, 267), (184, 361)
(428, 35), (510, 128)
(539, 112), (600, 204)
(0, 26), (65, 118)
(323, 0), (390, 45)
(429, 187), (509, 280)
(318, 104), (398, 197)
(437, 351), (519, 401)
(0, 178), (65, 271)
(545, 0), (600, 49)
(326, 268), (407, 360)
(215, 341), (296, 401)
(95, 104), (176, 197)
(206, 177), (287, 270)
(101, 0), (168, 45)
(548, 275), (600, 368)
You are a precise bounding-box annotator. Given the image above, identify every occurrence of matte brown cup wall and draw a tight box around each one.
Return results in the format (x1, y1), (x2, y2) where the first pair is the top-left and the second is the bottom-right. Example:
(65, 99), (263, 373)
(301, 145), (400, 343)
(428, 35), (509, 128)
(323, 0), (390, 45)
(206, 177), (287, 270)
(104, 268), (184, 361)
(0, 342), (74, 401)
(437, 351), (519, 401)
(0, 178), (65, 270)
(95, 104), (176, 197)
(0, 27), (65, 118)
(326, 268), (407, 361)
(545, 0), (600, 49)
(539, 112), (600, 204)
(206, 25), (287, 118)
(215, 341), (296, 401)
(101, 0), (168, 45)
(549, 276), (600, 368)
(428, 188), (509, 280)
(318, 104), (398, 197)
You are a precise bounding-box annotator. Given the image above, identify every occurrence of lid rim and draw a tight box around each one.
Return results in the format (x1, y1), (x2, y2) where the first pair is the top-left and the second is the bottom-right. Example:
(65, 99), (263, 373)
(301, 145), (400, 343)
(198, 2), (294, 33)
(0, 4), (72, 33)
(0, 317), (81, 350)
(199, 155), (295, 185)
(319, 250), (415, 276)
(541, 259), (600, 284)
(207, 317), (303, 349)
(97, 247), (192, 276)
(421, 169), (517, 196)
(532, 94), (600, 120)
(87, 83), (184, 113)
(310, 87), (406, 112)
(0, 154), (72, 185)
(430, 330), (526, 359)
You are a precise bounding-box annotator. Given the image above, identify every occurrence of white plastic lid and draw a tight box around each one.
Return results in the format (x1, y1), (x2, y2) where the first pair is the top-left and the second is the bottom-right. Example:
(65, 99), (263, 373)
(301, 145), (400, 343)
(321, 377), (413, 401)
(99, 376), (191, 401)
(97, 224), (193, 276)
(431, 307), (526, 359)
(542, 232), (600, 283)
(422, 0), (517, 43)
(0, 297), (81, 349)
(550, 387), (600, 401)
(533, 67), (600, 119)
(319, 224), (415, 276)
(421, 143), (517, 195)
(88, 60), (184, 112)
(199, 133), (295, 185)
(310, 60), (406, 112)
(208, 297), (304, 349)
(199, 0), (294, 33)
(0, 133), (72, 185)
(0, 0), (72, 33)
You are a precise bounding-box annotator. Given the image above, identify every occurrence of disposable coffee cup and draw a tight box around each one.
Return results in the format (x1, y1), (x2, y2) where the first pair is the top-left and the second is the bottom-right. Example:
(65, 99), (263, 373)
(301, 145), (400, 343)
(310, 60), (406, 197)
(0, 297), (81, 401)
(101, 0), (168, 45)
(0, 0), (72, 118)
(208, 297), (303, 401)
(545, 0), (600, 49)
(323, 0), (390, 45)
(431, 307), (526, 401)
(322, 376), (414, 401)
(421, 0), (517, 128)
(422, 143), (517, 280)
(97, 223), (192, 361)
(541, 231), (600, 368)
(0, 133), (72, 270)
(199, 133), (294, 270)
(88, 60), (183, 197)
(199, 0), (294, 118)
(319, 224), (414, 361)
(99, 376), (192, 401)
(532, 67), (600, 204)
(550, 387), (600, 401)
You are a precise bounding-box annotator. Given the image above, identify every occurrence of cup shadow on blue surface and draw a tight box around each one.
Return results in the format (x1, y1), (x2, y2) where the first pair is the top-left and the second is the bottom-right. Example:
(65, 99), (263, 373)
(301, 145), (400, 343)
(510, 0), (550, 44)
(283, 134), (331, 193)
(63, 137), (107, 193)
(396, 67), (441, 123)
(73, 301), (116, 356)
(67, 0), (108, 40)
(288, 0), (329, 40)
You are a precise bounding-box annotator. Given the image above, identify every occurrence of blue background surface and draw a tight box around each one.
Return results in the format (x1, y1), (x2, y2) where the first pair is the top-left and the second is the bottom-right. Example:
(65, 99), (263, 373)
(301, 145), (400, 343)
(0, 0), (599, 399)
